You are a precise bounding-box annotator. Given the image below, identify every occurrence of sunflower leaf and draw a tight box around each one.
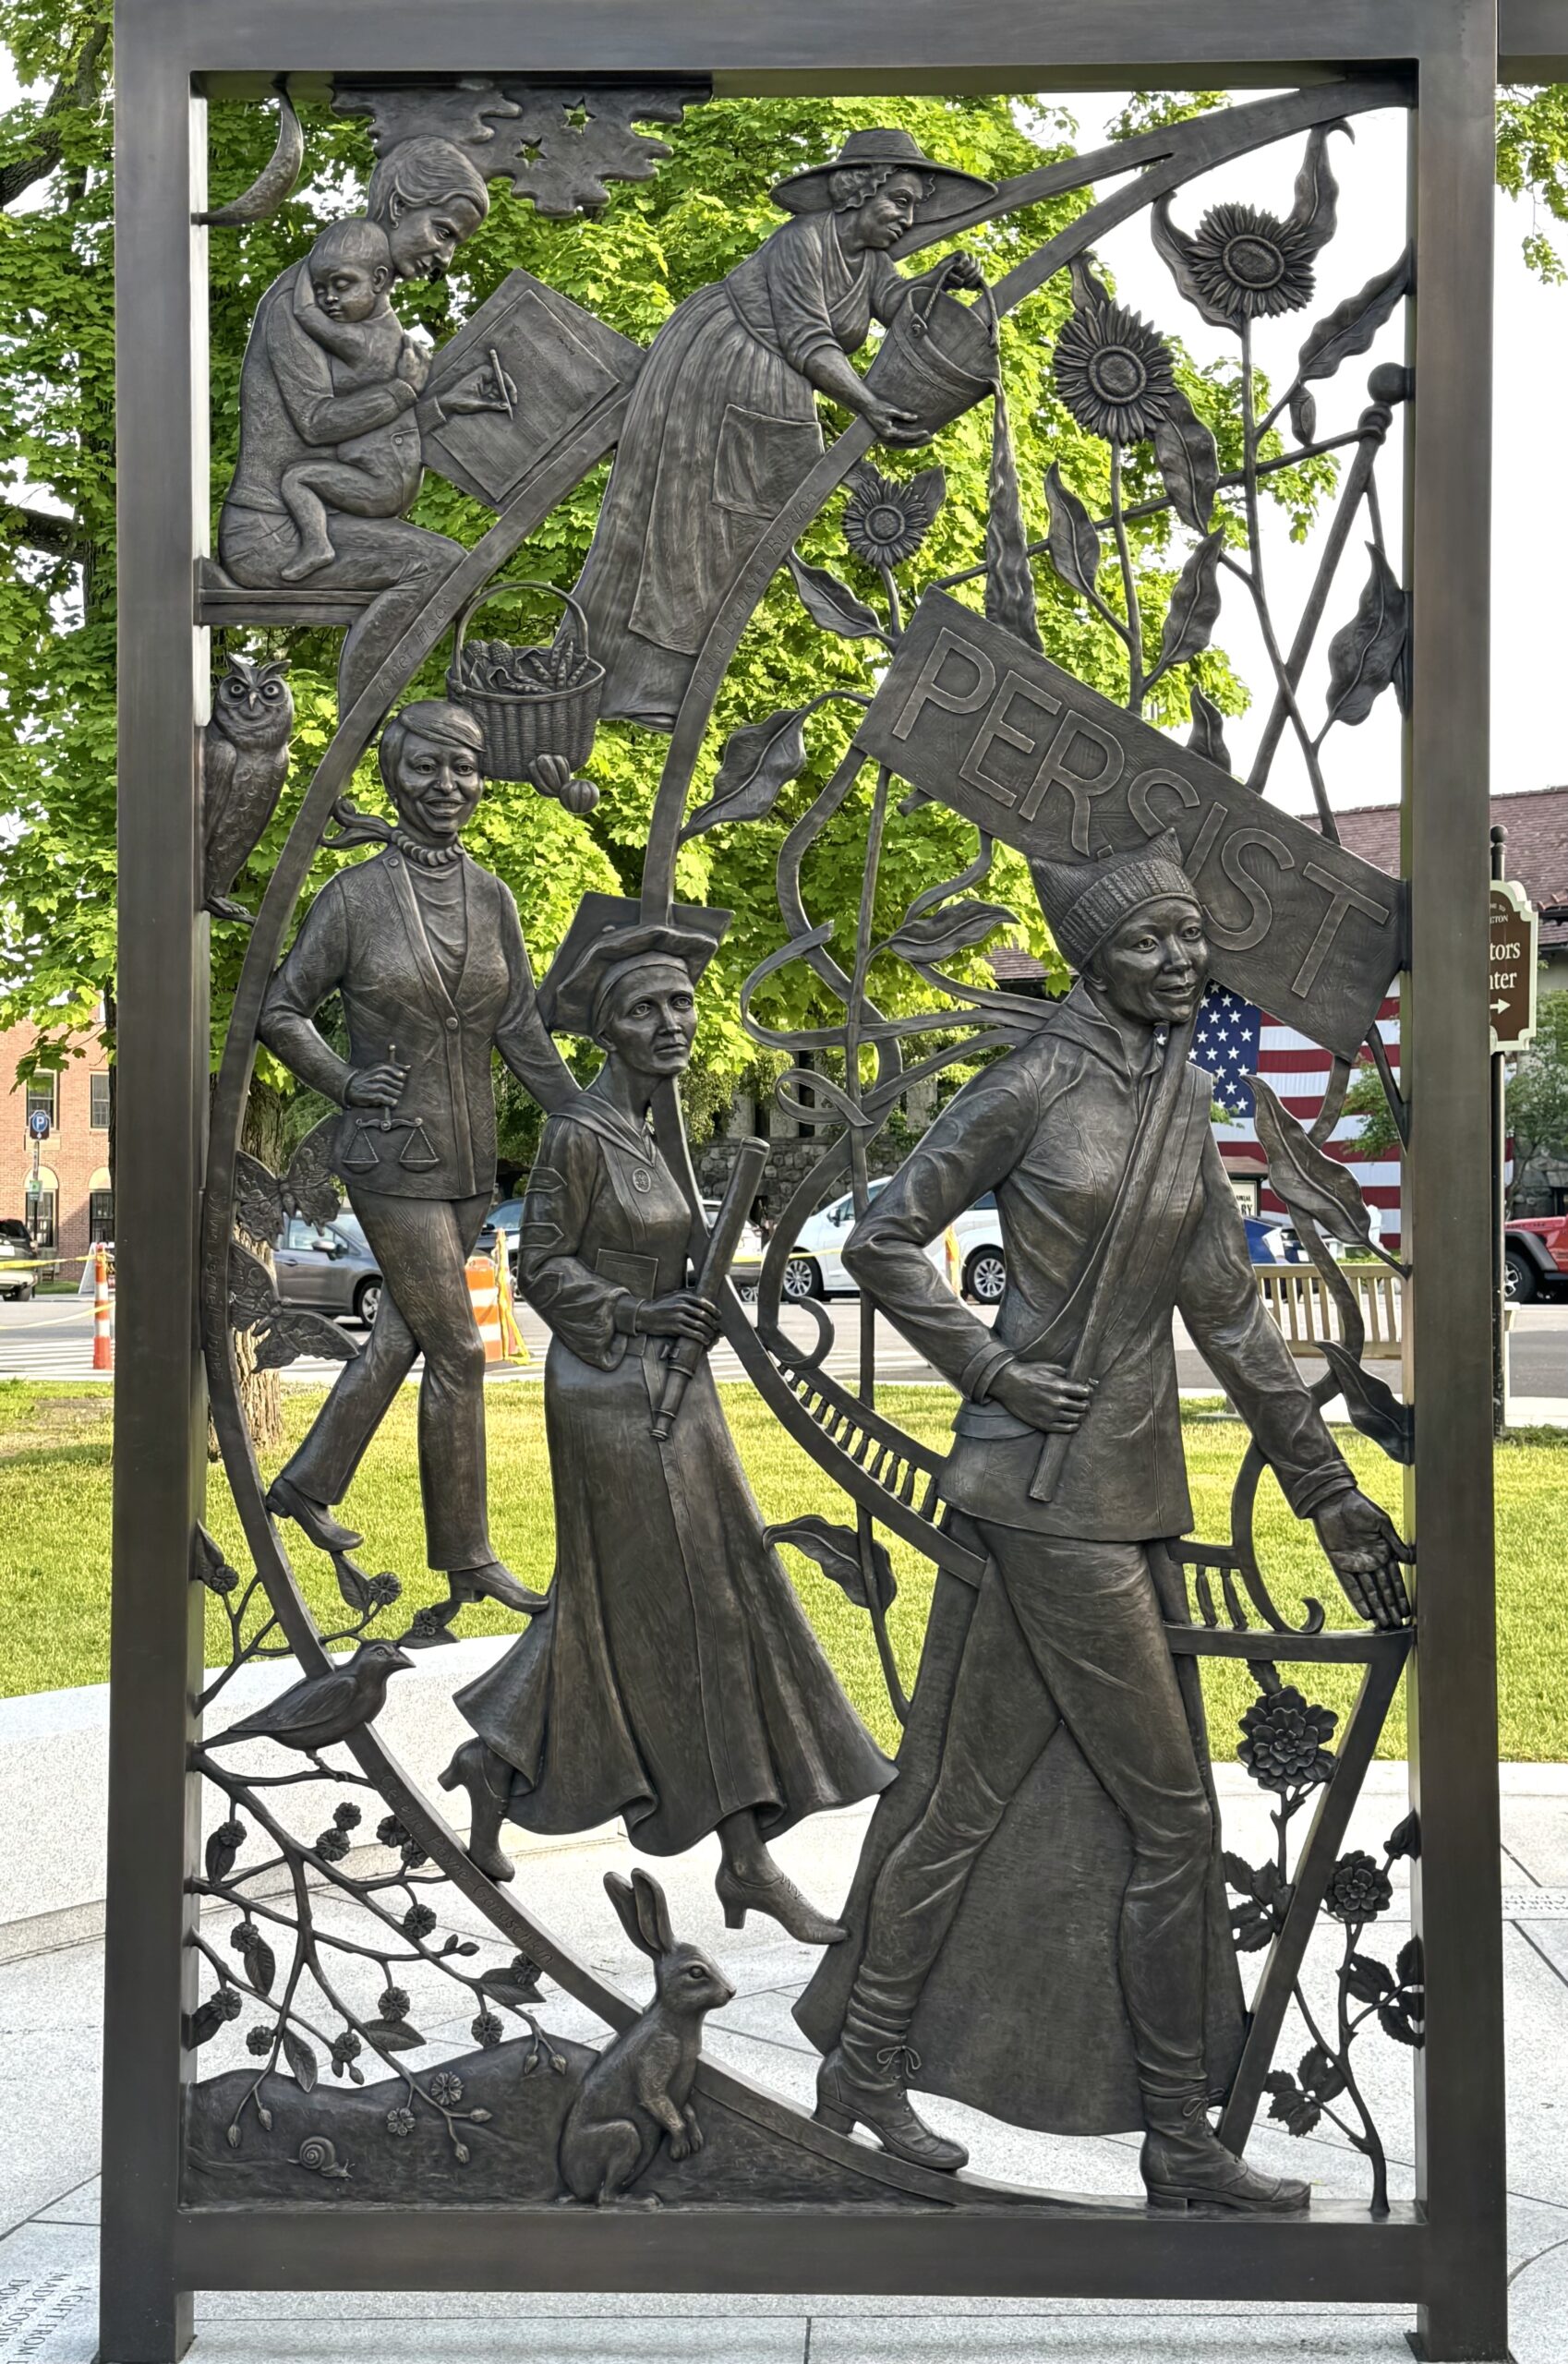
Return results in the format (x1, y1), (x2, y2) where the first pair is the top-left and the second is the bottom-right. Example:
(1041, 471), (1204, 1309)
(1298, 249), (1412, 386)
(1324, 545), (1407, 730)
(1152, 195), (1239, 336)
(1154, 531), (1224, 673)
(786, 550), (887, 645)
(1152, 395), (1218, 532)
(1043, 463), (1102, 599)
(887, 897), (1018, 965)
(1287, 121), (1345, 253)
(1067, 253), (1115, 312)
(765, 1514), (898, 1613)
(1320, 1342), (1415, 1465)
(680, 706), (810, 841)
(1187, 684), (1233, 772)
(1249, 1074), (1377, 1250)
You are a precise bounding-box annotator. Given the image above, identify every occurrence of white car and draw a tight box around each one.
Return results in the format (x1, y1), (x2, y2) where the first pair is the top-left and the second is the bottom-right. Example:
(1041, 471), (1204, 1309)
(783, 1182), (1007, 1306)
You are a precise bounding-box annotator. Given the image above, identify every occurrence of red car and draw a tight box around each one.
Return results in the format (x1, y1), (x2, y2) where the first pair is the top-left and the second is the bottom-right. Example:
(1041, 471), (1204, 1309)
(1504, 1213), (1568, 1303)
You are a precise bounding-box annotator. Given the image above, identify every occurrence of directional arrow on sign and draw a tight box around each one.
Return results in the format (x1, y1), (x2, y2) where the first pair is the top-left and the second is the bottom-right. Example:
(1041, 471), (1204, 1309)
(1489, 880), (1539, 1053)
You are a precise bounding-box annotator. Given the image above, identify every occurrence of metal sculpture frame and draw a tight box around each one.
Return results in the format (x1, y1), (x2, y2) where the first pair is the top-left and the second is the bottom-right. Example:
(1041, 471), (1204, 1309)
(106, 3), (1542, 2358)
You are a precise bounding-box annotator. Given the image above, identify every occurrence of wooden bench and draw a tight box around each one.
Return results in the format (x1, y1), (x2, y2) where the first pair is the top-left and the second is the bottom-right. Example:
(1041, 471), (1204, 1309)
(1254, 1264), (1404, 1359)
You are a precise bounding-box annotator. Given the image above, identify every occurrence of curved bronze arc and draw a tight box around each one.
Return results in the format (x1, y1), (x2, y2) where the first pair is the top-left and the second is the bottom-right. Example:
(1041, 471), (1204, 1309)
(885, 81), (1411, 268)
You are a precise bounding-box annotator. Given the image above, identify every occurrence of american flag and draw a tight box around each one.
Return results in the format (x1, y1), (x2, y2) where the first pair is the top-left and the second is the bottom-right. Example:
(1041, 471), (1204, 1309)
(1190, 982), (1405, 1248)
(1191, 986), (1262, 1117)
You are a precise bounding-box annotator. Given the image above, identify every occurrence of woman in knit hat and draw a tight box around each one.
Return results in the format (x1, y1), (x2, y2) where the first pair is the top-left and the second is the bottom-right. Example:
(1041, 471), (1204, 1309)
(799, 835), (1411, 2210)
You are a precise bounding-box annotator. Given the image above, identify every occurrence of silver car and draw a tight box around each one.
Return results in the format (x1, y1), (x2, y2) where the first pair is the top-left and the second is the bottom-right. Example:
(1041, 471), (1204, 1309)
(0, 1224), (36, 1302)
(272, 1214), (382, 1327)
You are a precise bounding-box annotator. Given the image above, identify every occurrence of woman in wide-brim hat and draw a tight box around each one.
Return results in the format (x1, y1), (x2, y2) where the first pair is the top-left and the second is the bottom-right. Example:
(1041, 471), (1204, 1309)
(567, 127), (995, 731)
(443, 906), (895, 1943)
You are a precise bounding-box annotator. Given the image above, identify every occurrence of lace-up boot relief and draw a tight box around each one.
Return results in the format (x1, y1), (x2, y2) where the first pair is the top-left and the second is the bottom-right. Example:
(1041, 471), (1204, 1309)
(1140, 2086), (1309, 2213)
(814, 1982), (967, 2172)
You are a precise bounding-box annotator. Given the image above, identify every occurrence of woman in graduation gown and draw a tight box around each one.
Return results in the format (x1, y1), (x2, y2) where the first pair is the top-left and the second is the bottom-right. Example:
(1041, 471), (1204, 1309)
(441, 911), (893, 1940)
(569, 127), (993, 730)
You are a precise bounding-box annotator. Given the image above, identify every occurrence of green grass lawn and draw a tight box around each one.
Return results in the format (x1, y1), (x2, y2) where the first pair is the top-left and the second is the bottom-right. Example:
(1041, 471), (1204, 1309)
(2, 1378), (1564, 1759)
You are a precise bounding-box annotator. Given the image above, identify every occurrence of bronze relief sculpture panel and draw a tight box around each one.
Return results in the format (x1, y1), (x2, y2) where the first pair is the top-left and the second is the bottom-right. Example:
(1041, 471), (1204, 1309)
(153, 53), (1467, 2310)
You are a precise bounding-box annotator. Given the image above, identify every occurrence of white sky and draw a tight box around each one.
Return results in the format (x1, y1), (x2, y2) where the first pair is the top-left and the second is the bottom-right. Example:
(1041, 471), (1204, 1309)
(0, 71), (1559, 817)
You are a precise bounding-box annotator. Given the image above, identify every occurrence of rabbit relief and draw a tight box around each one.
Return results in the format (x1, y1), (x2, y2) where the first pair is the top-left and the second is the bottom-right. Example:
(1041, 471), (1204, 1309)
(559, 1870), (736, 2205)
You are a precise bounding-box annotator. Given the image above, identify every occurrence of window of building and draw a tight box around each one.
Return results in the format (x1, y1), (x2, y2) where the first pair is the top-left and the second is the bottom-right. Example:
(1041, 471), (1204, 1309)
(24, 1164), (59, 1250)
(90, 1072), (111, 1129)
(89, 1170), (114, 1243)
(24, 1075), (55, 1132)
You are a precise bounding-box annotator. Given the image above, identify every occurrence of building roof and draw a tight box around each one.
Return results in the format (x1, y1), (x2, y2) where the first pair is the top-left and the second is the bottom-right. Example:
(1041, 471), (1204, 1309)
(989, 945), (1050, 983)
(989, 787), (1568, 980)
(1333, 786), (1568, 951)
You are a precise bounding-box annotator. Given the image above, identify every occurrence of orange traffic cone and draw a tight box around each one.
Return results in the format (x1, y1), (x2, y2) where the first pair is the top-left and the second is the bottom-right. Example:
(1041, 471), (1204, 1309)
(493, 1236), (528, 1366)
(92, 1242), (114, 1372)
(465, 1254), (503, 1364)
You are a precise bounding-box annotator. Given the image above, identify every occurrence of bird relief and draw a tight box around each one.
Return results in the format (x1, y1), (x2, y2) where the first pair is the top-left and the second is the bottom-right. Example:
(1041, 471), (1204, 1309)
(201, 655), (294, 922)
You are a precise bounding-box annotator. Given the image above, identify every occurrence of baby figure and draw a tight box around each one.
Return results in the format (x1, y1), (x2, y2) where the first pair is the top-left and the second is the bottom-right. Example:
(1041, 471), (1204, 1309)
(280, 218), (430, 584)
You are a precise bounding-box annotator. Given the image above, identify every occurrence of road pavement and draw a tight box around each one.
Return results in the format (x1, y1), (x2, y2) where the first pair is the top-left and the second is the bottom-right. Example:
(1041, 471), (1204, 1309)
(3, 1287), (1563, 1407)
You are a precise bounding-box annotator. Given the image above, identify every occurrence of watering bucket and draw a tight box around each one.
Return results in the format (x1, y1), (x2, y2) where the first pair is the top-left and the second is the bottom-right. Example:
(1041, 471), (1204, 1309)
(863, 259), (999, 433)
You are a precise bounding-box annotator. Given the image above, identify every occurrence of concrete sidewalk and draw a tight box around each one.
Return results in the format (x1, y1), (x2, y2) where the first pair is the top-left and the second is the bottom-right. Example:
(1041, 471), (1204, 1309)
(1, 1652), (1563, 2360)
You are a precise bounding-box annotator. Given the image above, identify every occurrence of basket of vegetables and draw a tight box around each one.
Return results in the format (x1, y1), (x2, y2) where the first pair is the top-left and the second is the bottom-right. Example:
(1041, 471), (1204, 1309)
(446, 579), (604, 783)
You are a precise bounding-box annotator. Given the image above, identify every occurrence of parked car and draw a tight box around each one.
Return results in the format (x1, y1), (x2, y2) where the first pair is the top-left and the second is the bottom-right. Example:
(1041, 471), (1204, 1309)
(785, 1183), (1006, 1304)
(708, 1200), (766, 1302)
(1504, 1212), (1568, 1303)
(272, 1214), (382, 1327)
(782, 1190), (1309, 1307)
(480, 1193), (765, 1301)
(476, 1196), (525, 1272)
(1244, 1215), (1306, 1266)
(0, 1224), (36, 1302)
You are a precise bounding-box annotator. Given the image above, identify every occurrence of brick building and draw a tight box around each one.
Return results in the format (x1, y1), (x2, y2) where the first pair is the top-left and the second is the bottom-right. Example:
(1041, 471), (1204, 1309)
(0, 1023), (114, 1275)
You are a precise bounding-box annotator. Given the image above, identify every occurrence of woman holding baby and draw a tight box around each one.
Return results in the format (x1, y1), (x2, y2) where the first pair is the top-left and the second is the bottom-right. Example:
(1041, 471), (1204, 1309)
(217, 137), (511, 704)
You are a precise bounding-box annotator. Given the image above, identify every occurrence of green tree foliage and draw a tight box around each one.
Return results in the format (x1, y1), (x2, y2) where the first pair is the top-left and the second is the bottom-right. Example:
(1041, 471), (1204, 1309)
(0, 30), (1356, 1151)
(1352, 987), (1568, 1209)
(1506, 989), (1568, 1207)
(1498, 85), (1568, 280)
(1344, 1064), (1403, 1161)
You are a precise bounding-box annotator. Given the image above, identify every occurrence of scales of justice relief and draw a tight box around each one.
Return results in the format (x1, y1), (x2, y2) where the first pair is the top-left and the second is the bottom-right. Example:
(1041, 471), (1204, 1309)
(104, 11), (1512, 2360)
